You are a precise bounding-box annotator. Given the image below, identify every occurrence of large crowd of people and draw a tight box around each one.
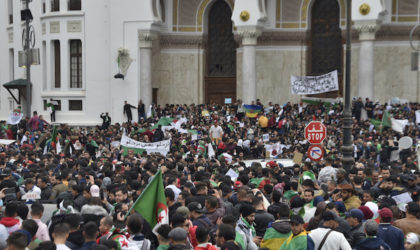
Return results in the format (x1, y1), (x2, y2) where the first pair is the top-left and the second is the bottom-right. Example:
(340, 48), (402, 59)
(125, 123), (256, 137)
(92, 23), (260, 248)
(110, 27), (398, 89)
(0, 97), (419, 250)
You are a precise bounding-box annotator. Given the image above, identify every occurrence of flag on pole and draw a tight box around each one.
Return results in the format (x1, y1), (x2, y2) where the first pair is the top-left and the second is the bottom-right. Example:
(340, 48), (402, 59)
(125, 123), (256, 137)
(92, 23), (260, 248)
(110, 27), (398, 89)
(128, 170), (168, 232)
(244, 104), (262, 118)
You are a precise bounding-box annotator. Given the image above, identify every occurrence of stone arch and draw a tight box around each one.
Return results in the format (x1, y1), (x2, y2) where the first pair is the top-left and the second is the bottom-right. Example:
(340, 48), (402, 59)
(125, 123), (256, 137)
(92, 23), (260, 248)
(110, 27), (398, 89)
(301, 0), (346, 29)
(197, 0), (234, 33)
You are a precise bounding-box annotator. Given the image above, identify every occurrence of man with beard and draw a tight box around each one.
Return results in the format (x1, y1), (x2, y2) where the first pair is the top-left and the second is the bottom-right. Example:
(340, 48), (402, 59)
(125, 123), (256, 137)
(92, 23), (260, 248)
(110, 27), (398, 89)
(338, 184), (361, 211)
(236, 204), (260, 250)
(374, 176), (404, 198)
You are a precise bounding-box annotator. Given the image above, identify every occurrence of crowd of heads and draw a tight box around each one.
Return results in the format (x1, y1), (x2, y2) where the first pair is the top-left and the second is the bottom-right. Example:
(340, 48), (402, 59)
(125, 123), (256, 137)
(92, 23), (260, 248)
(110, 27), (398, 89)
(0, 98), (418, 249)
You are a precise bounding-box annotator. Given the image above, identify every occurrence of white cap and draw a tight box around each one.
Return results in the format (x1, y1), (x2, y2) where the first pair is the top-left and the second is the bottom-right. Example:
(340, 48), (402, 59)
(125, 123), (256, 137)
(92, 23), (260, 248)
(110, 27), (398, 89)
(90, 185), (100, 198)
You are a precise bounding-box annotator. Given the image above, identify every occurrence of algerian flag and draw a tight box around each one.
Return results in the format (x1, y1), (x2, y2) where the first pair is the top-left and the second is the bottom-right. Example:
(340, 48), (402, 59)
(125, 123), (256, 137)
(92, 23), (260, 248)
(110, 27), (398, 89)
(250, 177), (265, 189)
(7, 108), (23, 125)
(208, 143), (215, 159)
(127, 170), (168, 233)
(391, 118), (408, 134)
(222, 153), (232, 164)
(197, 142), (206, 157)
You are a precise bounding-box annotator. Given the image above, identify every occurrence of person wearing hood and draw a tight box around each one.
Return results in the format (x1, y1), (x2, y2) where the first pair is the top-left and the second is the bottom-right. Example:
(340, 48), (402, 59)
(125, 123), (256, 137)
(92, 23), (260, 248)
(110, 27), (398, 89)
(194, 226), (218, 250)
(0, 203), (21, 233)
(236, 204), (259, 250)
(261, 203), (291, 250)
(355, 219), (390, 250)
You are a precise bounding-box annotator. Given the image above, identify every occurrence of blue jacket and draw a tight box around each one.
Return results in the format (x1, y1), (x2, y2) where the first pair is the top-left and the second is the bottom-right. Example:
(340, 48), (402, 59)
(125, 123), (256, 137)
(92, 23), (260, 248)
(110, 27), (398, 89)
(355, 237), (391, 250)
(377, 223), (405, 250)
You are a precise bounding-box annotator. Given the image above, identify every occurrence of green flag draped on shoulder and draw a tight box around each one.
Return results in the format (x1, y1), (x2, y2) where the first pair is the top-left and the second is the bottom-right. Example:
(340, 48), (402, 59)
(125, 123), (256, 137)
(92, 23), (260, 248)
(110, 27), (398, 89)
(128, 170), (168, 231)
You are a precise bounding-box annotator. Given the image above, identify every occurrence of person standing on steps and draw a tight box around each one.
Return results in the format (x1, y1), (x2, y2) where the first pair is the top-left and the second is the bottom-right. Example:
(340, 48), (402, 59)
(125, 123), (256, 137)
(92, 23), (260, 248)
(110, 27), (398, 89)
(123, 101), (137, 124)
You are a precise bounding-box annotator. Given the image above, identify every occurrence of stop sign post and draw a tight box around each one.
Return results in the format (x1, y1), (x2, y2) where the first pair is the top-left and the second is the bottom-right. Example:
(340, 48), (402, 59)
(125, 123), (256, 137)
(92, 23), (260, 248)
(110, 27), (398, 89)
(305, 121), (326, 144)
(305, 121), (326, 162)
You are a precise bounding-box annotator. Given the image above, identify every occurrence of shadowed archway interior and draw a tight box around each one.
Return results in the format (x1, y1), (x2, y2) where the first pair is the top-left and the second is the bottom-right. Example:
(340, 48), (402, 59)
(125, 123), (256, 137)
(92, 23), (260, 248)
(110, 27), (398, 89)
(308, 0), (343, 98)
(205, 0), (236, 104)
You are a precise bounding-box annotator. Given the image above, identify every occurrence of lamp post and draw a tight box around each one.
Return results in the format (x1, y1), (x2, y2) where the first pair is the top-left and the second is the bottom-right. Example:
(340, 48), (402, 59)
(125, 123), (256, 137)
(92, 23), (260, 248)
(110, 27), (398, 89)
(342, 0), (354, 170)
(23, 0), (32, 118)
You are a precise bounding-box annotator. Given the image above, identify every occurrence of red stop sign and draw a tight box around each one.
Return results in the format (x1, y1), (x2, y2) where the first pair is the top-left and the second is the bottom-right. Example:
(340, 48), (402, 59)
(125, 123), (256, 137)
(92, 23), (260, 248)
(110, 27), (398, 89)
(305, 121), (326, 144)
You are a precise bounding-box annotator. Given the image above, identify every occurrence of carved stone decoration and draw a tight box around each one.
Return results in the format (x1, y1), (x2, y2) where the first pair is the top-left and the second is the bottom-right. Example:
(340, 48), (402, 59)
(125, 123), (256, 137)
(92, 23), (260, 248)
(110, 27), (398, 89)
(238, 28), (262, 45)
(67, 20), (82, 33)
(50, 21), (60, 33)
(138, 31), (158, 48)
(207, 0), (237, 77)
(117, 48), (133, 76)
(354, 21), (380, 40)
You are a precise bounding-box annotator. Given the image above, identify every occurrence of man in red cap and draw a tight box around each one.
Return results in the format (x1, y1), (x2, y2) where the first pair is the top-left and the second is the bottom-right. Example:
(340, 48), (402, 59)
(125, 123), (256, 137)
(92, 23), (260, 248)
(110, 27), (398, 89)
(377, 207), (404, 250)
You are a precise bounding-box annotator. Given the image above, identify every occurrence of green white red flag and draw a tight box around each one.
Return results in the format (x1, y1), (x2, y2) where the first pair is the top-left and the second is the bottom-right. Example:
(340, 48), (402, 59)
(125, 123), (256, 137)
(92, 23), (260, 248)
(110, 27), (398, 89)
(127, 170), (168, 232)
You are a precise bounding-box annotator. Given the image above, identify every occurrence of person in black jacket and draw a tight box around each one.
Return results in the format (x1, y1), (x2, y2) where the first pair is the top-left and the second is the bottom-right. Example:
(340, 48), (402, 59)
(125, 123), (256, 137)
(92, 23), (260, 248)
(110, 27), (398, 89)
(123, 101), (136, 123)
(154, 125), (165, 142)
(253, 196), (274, 237)
(100, 113), (111, 130)
(138, 100), (146, 122)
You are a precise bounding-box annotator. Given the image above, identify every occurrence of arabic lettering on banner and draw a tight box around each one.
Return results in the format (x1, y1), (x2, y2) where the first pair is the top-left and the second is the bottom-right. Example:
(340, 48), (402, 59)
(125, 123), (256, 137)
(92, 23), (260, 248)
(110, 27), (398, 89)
(291, 70), (339, 95)
(120, 134), (171, 156)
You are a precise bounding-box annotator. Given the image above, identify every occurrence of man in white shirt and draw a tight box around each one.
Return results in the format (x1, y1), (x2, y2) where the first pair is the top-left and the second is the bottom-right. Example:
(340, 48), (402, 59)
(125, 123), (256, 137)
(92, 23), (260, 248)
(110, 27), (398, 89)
(20, 179), (41, 204)
(317, 158), (336, 185)
(209, 121), (224, 145)
(308, 211), (352, 250)
(53, 223), (72, 250)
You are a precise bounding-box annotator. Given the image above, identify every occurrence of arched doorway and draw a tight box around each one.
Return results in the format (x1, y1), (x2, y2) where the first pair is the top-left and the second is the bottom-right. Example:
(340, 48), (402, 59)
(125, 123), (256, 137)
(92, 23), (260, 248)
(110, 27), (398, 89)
(308, 0), (343, 98)
(205, 0), (236, 104)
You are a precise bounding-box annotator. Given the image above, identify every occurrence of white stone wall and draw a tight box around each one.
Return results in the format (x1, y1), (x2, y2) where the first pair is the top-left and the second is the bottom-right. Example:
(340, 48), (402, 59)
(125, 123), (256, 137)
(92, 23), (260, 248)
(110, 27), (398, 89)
(156, 49), (204, 105)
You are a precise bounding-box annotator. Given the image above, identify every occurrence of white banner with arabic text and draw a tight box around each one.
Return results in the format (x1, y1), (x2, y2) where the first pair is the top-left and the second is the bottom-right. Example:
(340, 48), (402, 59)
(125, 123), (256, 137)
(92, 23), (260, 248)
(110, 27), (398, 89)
(291, 70), (339, 95)
(120, 134), (171, 156)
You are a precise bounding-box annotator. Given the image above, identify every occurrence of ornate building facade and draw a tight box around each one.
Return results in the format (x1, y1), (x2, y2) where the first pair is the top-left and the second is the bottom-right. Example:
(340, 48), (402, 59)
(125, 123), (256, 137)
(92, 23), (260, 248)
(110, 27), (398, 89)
(0, 0), (419, 124)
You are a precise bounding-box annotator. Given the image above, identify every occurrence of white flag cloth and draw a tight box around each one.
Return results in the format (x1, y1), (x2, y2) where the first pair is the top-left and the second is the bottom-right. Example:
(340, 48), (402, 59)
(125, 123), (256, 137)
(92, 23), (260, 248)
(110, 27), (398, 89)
(391, 118), (408, 134)
(56, 142), (62, 153)
(416, 110), (420, 124)
(146, 105), (153, 118)
(222, 153), (233, 164)
(208, 143), (215, 159)
(7, 111), (23, 125)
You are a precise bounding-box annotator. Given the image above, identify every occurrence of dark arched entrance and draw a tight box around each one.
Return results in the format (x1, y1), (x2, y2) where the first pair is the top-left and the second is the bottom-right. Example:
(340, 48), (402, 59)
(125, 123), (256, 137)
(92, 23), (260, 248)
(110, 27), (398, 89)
(205, 0), (236, 104)
(308, 0), (343, 98)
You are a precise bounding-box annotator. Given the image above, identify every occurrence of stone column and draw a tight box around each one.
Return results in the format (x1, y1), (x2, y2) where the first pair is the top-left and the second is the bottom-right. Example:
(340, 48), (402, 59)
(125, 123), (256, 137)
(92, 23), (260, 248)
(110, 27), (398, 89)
(239, 28), (261, 104)
(355, 22), (380, 100)
(138, 31), (157, 115)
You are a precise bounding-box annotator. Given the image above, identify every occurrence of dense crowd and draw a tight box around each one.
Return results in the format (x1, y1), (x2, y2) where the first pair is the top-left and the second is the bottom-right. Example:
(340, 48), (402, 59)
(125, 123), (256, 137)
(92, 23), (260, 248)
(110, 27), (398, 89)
(0, 98), (419, 250)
